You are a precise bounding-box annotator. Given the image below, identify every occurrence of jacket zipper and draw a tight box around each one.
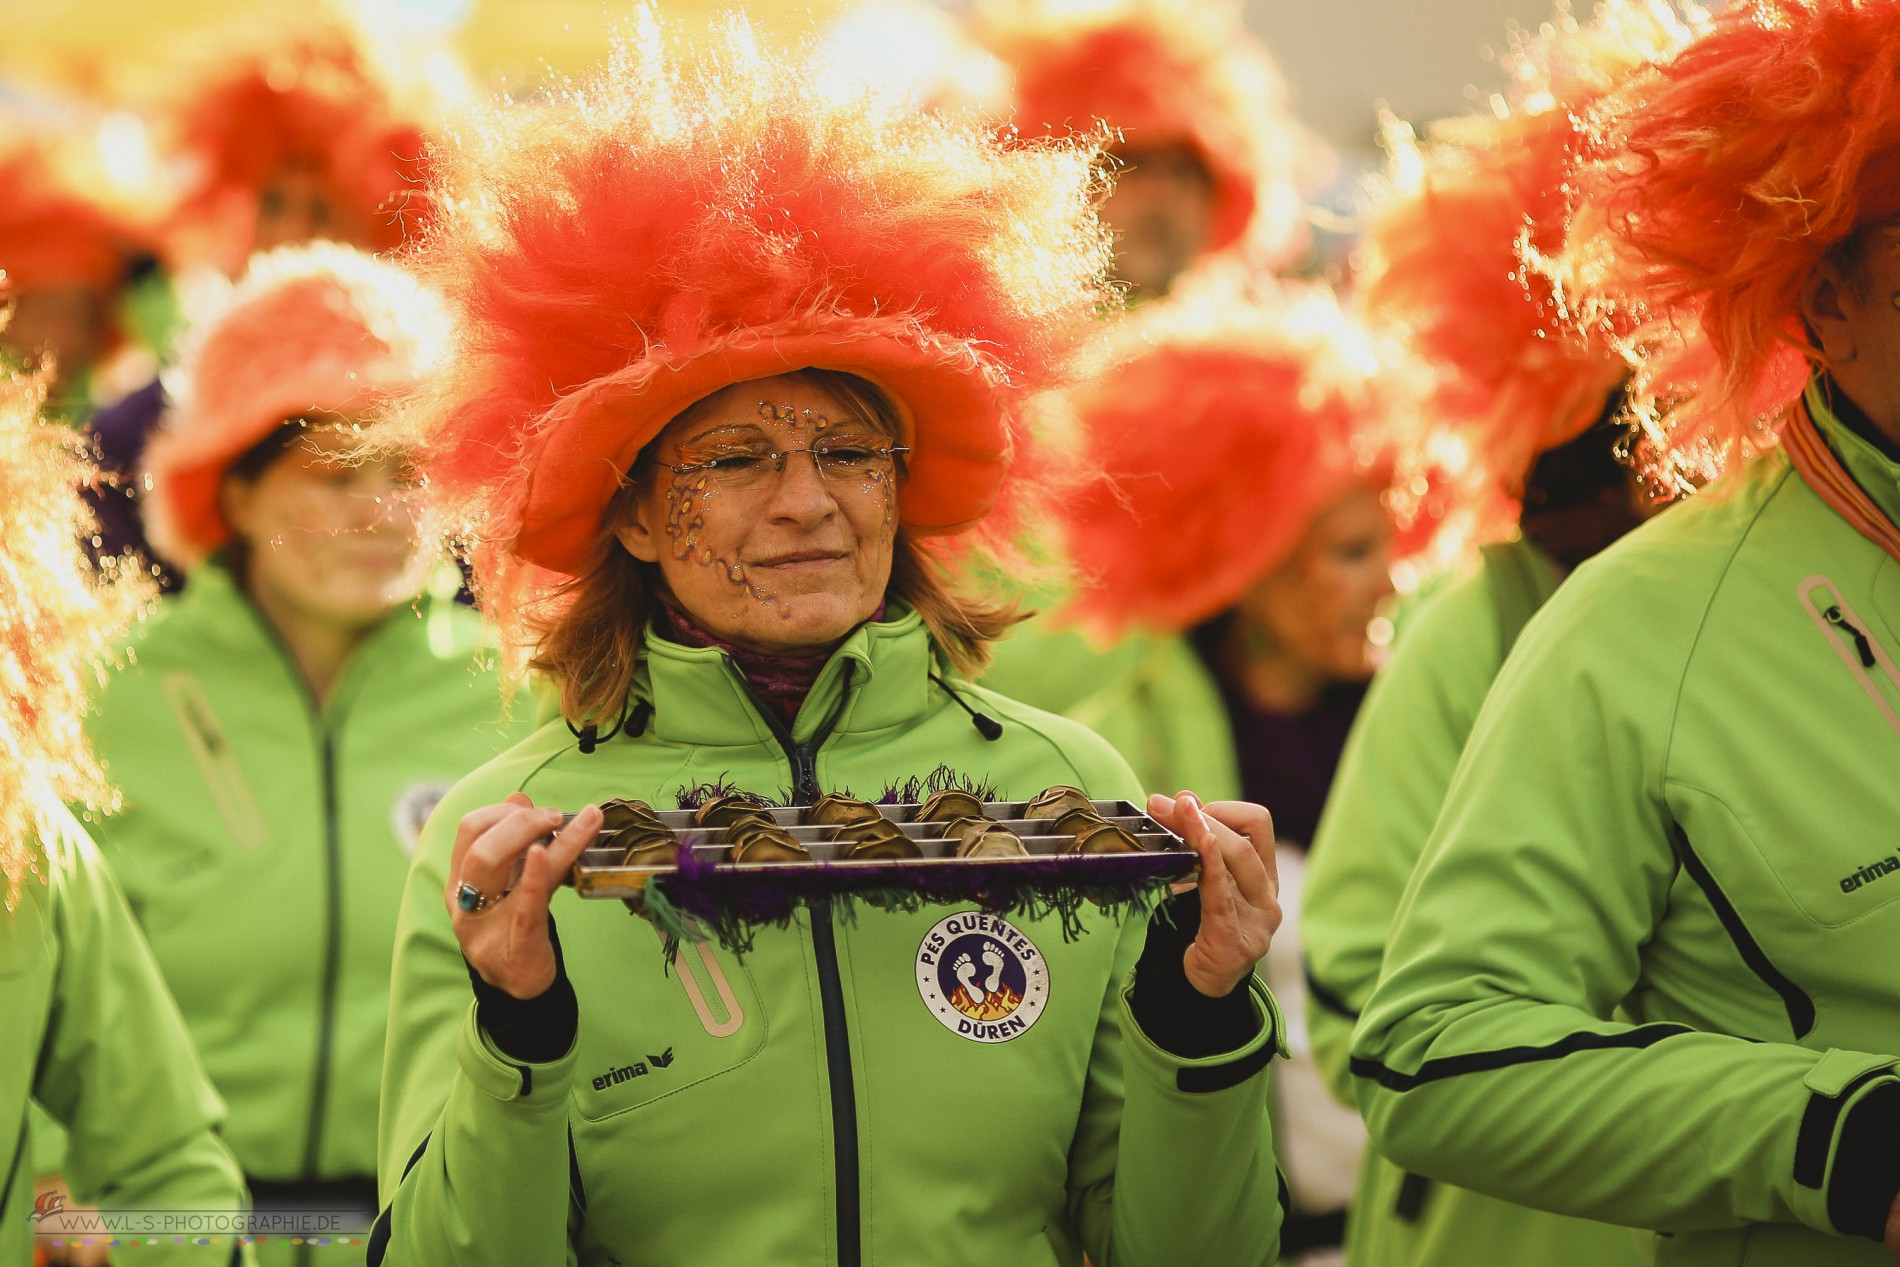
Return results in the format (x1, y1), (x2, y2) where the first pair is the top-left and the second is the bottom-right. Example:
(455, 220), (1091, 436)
(724, 656), (861, 1266)
(301, 732), (344, 1180)
(1799, 576), (1900, 739)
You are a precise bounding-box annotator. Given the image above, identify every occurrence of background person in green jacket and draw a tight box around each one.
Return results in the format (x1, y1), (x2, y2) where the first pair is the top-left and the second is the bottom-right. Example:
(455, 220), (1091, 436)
(373, 24), (1288, 1267)
(79, 243), (529, 1266)
(1300, 8), (1686, 1265)
(0, 369), (251, 1267)
(1350, 3), (1900, 1263)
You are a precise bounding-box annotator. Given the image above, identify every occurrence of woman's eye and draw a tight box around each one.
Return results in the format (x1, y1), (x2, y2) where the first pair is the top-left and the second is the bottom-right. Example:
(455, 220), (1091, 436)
(703, 453), (767, 473)
(820, 446), (877, 466)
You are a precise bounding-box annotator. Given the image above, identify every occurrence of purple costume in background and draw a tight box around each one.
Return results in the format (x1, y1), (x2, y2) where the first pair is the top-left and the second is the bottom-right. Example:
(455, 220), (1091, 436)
(84, 376), (180, 592)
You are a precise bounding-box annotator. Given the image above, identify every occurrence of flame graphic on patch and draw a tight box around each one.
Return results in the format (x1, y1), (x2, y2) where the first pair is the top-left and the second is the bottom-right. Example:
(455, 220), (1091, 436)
(948, 983), (1023, 1021)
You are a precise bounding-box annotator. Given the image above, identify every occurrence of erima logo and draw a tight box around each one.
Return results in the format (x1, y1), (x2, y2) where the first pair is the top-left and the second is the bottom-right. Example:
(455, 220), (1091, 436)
(591, 1048), (675, 1090)
(1840, 856), (1900, 894)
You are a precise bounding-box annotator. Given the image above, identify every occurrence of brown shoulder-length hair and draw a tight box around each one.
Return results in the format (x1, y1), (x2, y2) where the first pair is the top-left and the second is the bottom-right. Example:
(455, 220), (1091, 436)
(530, 368), (1022, 725)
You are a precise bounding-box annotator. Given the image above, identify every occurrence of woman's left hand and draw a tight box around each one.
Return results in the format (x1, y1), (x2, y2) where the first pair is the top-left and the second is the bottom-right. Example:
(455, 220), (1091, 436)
(1147, 791), (1282, 998)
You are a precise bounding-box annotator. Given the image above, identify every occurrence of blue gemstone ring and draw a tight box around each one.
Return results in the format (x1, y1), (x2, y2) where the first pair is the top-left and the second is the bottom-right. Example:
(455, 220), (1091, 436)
(455, 881), (508, 914)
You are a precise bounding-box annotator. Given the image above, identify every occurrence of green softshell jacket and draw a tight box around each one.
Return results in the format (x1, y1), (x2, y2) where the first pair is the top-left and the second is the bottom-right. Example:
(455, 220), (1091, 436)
(1302, 538), (1644, 1267)
(1351, 385), (1900, 1266)
(982, 616), (1242, 803)
(374, 607), (1285, 1266)
(3, 808), (251, 1266)
(83, 562), (531, 1185)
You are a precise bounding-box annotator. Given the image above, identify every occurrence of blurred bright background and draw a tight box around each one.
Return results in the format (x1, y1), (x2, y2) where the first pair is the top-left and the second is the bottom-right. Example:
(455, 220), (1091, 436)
(1, 0), (1560, 159)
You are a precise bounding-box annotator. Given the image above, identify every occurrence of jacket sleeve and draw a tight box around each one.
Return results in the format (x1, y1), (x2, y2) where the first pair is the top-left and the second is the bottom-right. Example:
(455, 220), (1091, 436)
(371, 780), (576, 1267)
(31, 813), (252, 1264)
(1302, 571), (1500, 1103)
(1066, 915), (1286, 1266)
(1350, 558), (1900, 1241)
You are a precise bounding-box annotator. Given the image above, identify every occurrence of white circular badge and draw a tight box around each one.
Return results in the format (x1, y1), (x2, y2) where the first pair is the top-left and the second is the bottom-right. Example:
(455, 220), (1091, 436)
(915, 912), (1049, 1043)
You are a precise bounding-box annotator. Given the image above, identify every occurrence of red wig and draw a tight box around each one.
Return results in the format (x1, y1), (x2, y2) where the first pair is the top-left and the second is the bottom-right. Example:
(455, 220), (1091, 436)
(161, 18), (433, 272)
(144, 242), (449, 569)
(1555, 0), (1900, 487)
(1059, 282), (1391, 636)
(984, 0), (1309, 266)
(1360, 1), (1701, 500)
(0, 130), (147, 295)
(399, 15), (1114, 656)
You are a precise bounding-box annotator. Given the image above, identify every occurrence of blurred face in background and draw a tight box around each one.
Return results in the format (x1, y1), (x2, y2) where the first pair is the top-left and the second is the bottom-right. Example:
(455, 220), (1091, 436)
(1101, 141), (1217, 299)
(221, 420), (426, 633)
(3, 285), (111, 396)
(1235, 483), (1396, 686)
(252, 163), (370, 256)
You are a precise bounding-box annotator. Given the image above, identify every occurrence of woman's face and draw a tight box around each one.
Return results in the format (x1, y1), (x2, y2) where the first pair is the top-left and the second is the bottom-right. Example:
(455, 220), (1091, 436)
(222, 423), (426, 631)
(617, 373), (901, 655)
(1236, 484), (1396, 685)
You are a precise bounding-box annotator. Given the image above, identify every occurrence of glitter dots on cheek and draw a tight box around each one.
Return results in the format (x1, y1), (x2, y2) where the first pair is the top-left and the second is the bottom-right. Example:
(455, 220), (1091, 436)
(660, 468), (782, 612)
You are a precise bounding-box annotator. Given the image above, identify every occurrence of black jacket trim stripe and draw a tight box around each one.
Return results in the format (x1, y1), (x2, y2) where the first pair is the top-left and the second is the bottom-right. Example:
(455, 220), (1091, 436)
(1672, 827), (1816, 1039)
(366, 1133), (431, 1267)
(1177, 1044), (1275, 1094)
(1305, 965), (1360, 1021)
(1795, 1069), (1888, 1189)
(1350, 1023), (1693, 1092)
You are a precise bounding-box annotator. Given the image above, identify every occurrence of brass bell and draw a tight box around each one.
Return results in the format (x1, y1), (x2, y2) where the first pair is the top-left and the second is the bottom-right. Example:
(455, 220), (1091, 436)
(916, 788), (986, 823)
(836, 818), (922, 860)
(600, 798), (667, 835)
(616, 830), (680, 868)
(806, 794), (884, 827)
(1054, 807), (1110, 838)
(1066, 821), (1143, 855)
(695, 795), (778, 831)
(1024, 785), (1094, 821)
(726, 821), (810, 864)
(943, 816), (1029, 859)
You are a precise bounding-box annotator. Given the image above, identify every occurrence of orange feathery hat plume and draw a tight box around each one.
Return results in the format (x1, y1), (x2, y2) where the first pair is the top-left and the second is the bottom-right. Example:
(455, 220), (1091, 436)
(399, 10), (1114, 654)
(982, 0), (1309, 266)
(1058, 281), (1392, 637)
(159, 15), (438, 272)
(0, 368), (151, 908)
(143, 241), (450, 570)
(1360, 0), (1704, 499)
(1550, 0), (1900, 490)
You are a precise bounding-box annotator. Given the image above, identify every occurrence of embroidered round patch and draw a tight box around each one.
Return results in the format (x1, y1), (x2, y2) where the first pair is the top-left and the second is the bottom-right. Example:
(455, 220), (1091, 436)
(915, 912), (1049, 1043)
(390, 781), (455, 855)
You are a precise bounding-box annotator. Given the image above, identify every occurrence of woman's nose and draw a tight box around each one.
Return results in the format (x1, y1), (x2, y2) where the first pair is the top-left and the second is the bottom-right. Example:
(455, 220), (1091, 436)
(763, 449), (840, 522)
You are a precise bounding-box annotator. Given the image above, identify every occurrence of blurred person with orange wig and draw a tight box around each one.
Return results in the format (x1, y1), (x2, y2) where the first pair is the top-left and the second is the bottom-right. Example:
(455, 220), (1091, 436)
(990, 281), (1401, 1260)
(0, 124), (158, 418)
(1296, 7), (1706, 1267)
(79, 244), (526, 1267)
(0, 366), (255, 1267)
(983, 0), (1313, 299)
(86, 10), (457, 590)
(372, 15), (1289, 1266)
(1346, 3), (1900, 1263)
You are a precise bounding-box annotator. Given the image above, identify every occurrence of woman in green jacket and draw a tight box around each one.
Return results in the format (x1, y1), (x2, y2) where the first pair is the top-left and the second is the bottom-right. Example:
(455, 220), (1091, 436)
(82, 244), (530, 1264)
(0, 370), (249, 1267)
(373, 25), (1286, 1267)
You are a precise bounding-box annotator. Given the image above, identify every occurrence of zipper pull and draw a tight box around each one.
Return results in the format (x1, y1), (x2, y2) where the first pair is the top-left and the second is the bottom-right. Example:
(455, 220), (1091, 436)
(1826, 605), (1878, 668)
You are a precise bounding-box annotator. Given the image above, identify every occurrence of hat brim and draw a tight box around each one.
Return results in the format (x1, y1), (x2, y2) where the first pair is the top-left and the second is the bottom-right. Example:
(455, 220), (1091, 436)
(513, 328), (1011, 574)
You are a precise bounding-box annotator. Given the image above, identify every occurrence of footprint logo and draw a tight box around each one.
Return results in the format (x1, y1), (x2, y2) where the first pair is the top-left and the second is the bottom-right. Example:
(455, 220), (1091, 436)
(981, 942), (1006, 992)
(952, 951), (987, 1007)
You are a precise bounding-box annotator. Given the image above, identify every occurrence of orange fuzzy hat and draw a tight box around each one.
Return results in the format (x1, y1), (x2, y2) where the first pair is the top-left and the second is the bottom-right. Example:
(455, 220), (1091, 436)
(1059, 281), (1391, 636)
(143, 241), (449, 570)
(1552, 0), (1900, 488)
(0, 368), (150, 908)
(1360, 1), (1703, 498)
(984, 0), (1307, 264)
(0, 129), (148, 295)
(400, 13), (1113, 646)
(161, 17), (434, 272)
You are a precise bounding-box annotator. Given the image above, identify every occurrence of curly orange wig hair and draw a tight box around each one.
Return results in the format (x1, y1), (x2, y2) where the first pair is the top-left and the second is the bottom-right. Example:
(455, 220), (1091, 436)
(1360, 1), (1703, 499)
(983, 0), (1309, 266)
(1058, 282), (1392, 637)
(161, 16), (434, 272)
(400, 11), (1114, 662)
(145, 242), (449, 569)
(1553, 0), (1900, 488)
(0, 130), (149, 297)
(0, 369), (151, 908)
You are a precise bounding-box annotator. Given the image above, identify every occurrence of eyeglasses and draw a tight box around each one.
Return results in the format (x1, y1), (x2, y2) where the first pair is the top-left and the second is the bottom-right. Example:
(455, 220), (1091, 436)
(652, 438), (910, 492)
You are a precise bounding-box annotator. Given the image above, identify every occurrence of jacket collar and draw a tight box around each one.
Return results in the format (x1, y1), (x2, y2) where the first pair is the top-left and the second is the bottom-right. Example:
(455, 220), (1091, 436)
(1809, 378), (1900, 530)
(636, 603), (935, 747)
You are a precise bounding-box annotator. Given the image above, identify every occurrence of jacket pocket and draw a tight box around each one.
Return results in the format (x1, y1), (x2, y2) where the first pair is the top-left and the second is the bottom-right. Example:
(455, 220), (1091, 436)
(161, 670), (269, 850)
(1799, 576), (1900, 741)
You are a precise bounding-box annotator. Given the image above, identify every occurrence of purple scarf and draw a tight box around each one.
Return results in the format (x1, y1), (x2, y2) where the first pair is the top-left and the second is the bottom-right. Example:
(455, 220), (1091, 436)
(658, 602), (885, 725)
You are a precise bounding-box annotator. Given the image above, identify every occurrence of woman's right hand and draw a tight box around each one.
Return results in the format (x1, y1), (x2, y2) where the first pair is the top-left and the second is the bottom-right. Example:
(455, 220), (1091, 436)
(447, 793), (602, 999)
